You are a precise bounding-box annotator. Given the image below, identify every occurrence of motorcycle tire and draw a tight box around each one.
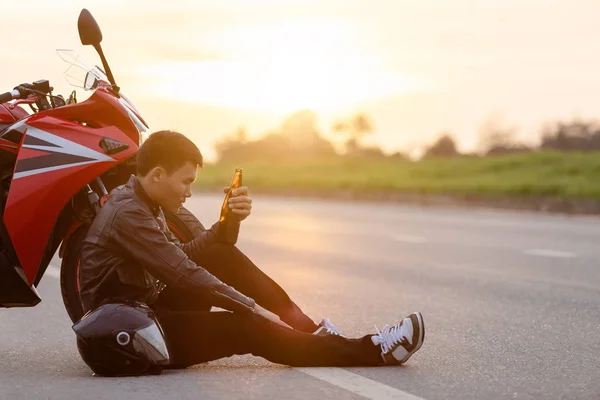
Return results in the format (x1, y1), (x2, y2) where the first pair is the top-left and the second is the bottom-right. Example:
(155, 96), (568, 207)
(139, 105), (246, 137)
(60, 206), (205, 323)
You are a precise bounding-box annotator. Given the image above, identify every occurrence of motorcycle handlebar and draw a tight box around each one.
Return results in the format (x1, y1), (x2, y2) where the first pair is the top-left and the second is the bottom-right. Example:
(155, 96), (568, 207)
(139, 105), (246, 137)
(0, 89), (21, 104)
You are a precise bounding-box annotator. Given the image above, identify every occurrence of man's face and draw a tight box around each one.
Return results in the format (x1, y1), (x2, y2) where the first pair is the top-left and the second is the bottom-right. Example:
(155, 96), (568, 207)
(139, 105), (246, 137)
(155, 161), (197, 213)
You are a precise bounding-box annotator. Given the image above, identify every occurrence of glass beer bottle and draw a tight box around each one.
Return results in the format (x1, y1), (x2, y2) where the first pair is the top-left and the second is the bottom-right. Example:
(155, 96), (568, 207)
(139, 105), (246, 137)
(219, 168), (243, 244)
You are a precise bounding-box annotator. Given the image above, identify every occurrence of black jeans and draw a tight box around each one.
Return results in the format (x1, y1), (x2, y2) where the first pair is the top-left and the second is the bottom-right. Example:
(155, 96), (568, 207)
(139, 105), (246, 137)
(153, 244), (382, 368)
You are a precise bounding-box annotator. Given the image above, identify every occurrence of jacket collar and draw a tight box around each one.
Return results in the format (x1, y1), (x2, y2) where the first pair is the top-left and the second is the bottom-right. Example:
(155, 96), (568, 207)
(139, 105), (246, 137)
(129, 175), (161, 216)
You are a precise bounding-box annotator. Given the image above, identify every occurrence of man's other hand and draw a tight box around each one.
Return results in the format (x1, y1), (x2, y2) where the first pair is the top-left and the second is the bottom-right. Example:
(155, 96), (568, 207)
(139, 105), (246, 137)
(224, 186), (252, 221)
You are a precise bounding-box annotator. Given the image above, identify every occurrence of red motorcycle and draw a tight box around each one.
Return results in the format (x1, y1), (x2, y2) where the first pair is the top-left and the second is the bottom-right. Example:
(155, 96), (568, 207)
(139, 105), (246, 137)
(0, 9), (203, 322)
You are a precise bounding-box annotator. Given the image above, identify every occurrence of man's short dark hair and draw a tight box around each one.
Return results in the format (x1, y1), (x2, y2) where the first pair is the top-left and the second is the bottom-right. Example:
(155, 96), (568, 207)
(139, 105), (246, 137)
(136, 130), (203, 176)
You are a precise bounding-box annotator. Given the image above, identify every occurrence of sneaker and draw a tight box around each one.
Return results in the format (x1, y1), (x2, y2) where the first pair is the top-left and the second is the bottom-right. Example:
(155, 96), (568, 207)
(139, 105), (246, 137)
(313, 318), (343, 337)
(371, 312), (424, 365)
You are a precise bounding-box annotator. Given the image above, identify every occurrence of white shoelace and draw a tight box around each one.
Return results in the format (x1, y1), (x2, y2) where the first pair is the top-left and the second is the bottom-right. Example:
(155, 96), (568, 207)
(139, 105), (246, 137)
(371, 323), (409, 354)
(320, 318), (341, 335)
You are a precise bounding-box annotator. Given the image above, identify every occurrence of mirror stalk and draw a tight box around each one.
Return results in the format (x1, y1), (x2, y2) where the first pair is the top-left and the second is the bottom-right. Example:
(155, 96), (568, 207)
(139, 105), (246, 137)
(93, 44), (119, 94)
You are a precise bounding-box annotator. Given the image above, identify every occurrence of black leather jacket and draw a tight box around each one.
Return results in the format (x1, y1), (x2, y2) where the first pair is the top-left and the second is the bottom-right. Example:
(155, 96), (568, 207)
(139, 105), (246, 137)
(78, 175), (255, 314)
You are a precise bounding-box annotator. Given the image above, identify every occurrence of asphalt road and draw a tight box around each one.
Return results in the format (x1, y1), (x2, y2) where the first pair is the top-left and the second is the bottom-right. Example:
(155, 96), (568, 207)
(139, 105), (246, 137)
(2, 193), (600, 400)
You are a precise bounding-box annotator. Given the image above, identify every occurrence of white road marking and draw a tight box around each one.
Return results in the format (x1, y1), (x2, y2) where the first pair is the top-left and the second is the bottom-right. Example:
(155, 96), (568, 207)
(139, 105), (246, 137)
(393, 235), (428, 244)
(46, 265), (60, 279)
(295, 367), (426, 400)
(524, 249), (577, 258)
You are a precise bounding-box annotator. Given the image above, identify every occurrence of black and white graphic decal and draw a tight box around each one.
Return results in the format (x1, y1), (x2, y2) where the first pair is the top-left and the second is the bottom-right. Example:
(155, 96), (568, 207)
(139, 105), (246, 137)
(13, 123), (115, 179)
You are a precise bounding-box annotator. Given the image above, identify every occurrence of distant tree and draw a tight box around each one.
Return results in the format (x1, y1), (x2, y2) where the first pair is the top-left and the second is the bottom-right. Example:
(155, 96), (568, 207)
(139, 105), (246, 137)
(478, 116), (515, 151)
(475, 114), (531, 156)
(388, 151), (408, 160)
(332, 113), (374, 153)
(215, 110), (336, 162)
(351, 146), (386, 158)
(540, 120), (600, 152)
(279, 110), (336, 158)
(233, 126), (248, 143)
(214, 127), (247, 162)
(280, 110), (318, 137)
(422, 133), (460, 158)
(485, 144), (532, 156)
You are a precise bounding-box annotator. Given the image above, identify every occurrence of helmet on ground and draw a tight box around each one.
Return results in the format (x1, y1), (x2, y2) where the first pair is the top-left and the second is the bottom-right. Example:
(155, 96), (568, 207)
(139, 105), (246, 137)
(72, 302), (170, 376)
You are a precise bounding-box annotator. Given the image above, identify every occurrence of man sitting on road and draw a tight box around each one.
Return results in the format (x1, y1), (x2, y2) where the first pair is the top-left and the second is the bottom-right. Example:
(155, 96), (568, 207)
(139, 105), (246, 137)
(75, 130), (425, 375)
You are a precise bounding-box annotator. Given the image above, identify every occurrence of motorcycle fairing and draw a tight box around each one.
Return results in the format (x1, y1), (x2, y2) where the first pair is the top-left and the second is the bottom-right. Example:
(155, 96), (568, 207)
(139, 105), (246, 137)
(4, 101), (138, 286)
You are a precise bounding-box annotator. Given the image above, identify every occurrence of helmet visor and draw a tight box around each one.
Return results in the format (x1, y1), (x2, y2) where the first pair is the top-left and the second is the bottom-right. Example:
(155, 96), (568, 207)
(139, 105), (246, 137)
(133, 323), (170, 365)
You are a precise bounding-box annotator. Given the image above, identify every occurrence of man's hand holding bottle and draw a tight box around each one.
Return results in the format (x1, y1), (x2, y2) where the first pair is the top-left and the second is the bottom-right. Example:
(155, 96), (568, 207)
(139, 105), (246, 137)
(224, 185), (252, 221)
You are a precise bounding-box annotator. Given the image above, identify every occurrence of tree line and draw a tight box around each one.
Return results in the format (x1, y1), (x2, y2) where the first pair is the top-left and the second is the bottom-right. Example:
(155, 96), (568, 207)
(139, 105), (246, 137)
(214, 110), (600, 162)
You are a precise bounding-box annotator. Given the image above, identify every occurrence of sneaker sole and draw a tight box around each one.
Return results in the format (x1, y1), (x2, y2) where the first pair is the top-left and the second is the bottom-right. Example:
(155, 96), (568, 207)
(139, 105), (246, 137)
(398, 312), (425, 364)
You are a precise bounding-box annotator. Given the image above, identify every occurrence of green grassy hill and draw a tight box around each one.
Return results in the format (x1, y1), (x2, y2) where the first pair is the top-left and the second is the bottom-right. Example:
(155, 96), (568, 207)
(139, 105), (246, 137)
(195, 152), (600, 200)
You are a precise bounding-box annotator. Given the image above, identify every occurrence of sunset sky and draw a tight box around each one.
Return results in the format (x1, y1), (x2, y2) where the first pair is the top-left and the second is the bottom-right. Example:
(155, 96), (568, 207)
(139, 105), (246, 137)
(2, 0), (600, 160)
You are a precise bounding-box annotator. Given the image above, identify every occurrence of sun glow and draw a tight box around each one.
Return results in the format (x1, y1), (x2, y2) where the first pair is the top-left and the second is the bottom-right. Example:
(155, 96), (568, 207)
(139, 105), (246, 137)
(136, 18), (428, 113)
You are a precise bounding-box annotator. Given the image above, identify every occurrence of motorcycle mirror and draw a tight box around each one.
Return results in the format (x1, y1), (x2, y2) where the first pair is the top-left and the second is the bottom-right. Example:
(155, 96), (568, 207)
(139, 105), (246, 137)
(76, 9), (119, 92)
(78, 9), (103, 46)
